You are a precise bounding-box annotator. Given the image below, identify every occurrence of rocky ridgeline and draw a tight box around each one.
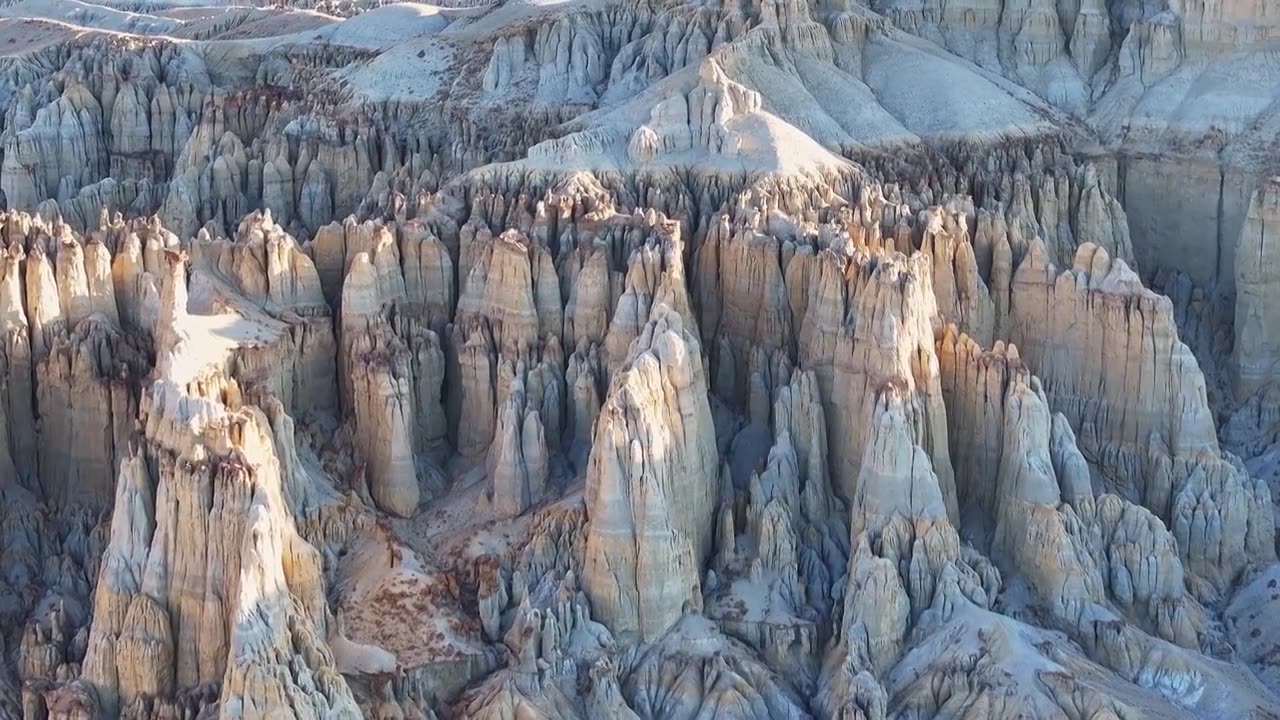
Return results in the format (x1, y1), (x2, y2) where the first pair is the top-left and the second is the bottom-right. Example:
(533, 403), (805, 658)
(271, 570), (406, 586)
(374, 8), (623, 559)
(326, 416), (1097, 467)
(0, 139), (1272, 717)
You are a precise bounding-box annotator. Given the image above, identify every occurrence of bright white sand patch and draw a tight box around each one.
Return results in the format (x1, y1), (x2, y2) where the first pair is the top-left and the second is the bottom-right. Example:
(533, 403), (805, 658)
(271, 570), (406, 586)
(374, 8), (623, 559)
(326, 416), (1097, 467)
(341, 35), (454, 100)
(310, 2), (450, 49)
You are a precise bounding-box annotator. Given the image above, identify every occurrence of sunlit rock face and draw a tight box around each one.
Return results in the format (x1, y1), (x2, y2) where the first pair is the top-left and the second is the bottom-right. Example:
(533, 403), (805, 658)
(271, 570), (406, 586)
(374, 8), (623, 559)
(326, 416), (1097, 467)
(1, 0), (1279, 718)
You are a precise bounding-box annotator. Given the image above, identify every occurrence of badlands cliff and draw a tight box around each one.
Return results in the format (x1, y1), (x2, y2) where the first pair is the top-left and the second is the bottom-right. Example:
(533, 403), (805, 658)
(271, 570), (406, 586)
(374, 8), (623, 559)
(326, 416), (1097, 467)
(0, 0), (1276, 717)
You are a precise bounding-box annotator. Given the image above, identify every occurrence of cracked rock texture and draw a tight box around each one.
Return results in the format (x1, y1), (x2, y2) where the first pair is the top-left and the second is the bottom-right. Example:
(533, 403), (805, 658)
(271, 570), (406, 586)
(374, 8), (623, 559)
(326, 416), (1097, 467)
(0, 0), (1279, 717)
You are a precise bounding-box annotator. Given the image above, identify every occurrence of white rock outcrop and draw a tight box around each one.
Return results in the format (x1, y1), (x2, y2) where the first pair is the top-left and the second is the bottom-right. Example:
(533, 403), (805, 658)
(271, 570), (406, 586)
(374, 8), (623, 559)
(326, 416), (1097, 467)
(582, 306), (718, 642)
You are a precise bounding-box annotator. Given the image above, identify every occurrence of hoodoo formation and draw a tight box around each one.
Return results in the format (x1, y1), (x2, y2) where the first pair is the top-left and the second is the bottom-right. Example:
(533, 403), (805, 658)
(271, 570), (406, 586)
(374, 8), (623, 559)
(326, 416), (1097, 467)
(0, 0), (1277, 717)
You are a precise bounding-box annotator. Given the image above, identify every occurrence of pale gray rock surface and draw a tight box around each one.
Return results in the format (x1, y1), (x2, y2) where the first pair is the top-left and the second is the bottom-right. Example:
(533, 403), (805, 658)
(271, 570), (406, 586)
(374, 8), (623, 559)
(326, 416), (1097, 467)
(0, 0), (1277, 717)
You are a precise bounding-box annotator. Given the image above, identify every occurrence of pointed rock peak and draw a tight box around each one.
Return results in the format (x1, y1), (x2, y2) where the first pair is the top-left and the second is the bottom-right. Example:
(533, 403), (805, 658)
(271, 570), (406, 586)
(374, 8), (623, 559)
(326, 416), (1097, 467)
(582, 302), (717, 642)
(998, 377), (1062, 508)
(852, 387), (948, 539)
(1023, 236), (1052, 273)
(1095, 257), (1144, 295)
(697, 56), (729, 87)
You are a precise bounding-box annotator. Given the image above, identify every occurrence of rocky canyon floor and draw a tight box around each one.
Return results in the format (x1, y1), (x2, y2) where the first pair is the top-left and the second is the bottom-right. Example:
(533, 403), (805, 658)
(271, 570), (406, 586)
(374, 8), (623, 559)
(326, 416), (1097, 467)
(0, 0), (1279, 717)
